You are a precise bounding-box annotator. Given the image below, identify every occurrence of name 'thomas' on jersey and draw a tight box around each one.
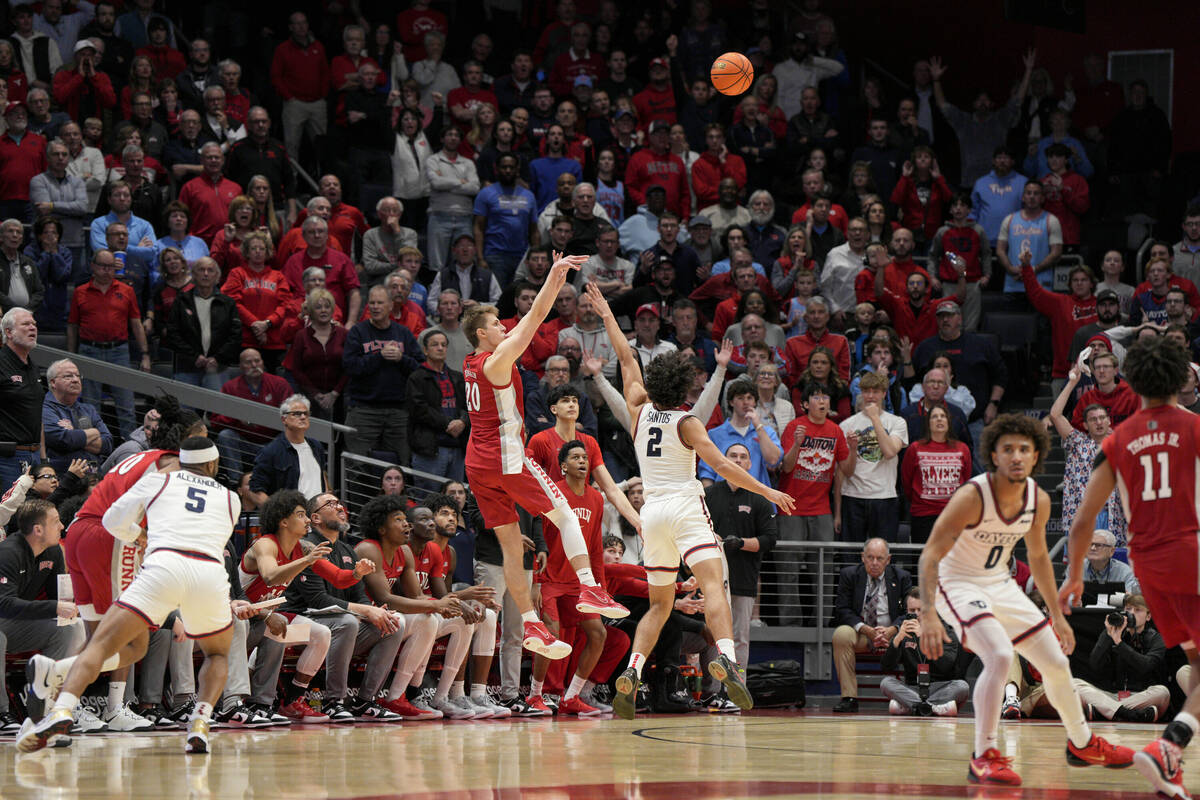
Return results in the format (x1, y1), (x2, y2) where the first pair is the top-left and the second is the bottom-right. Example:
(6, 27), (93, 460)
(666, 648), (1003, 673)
(633, 405), (703, 499)
(102, 469), (241, 562)
(939, 474), (1038, 582)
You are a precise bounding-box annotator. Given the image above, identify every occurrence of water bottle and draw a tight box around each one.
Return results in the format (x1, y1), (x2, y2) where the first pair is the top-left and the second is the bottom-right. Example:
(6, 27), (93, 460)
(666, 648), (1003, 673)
(113, 250), (126, 277)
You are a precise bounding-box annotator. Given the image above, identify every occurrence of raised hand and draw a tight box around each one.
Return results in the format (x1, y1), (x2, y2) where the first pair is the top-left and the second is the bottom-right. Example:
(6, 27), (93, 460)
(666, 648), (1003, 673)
(928, 56), (946, 81)
(581, 348), (607, 376)
(715, 338), (733, 368)
(1022, 47), (1037, 71)
(584, 281), (615, 322)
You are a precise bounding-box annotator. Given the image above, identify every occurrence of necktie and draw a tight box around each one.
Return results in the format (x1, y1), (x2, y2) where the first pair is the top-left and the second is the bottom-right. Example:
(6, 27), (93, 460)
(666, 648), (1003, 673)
(863, 579), (880, 627)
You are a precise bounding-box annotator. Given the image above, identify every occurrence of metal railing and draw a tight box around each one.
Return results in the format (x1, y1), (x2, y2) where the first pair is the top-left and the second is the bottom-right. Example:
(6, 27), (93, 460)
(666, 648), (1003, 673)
(338, 451), (447, 517)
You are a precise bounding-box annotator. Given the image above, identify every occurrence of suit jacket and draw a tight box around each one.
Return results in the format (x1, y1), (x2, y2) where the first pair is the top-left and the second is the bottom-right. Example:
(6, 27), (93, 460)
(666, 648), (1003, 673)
(832, 563), (912, 630)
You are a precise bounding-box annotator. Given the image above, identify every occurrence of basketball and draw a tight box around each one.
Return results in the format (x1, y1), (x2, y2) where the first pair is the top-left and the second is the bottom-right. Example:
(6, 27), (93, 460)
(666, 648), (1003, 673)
(710, 52), (753, 96)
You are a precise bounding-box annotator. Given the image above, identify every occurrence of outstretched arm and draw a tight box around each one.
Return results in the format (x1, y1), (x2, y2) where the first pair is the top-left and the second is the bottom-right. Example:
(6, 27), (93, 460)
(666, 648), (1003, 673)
(586, 282), (648, 418)
(681, 416), (795, 513)
(1048, 366), (1081, 440)
(485, 252), (587, 382)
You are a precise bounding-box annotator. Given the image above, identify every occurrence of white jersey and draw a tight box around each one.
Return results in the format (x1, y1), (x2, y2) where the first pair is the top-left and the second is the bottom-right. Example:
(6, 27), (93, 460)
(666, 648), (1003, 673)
(102, 469), (241, 562)
(939, 473), (1037, 583)
(633, 405), (704, 499)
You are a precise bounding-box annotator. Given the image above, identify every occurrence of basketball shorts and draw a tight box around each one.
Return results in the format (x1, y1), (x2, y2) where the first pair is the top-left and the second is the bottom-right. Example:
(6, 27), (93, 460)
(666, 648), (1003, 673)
(467, 456), (567, 528)
(641, 494), (727, 587)
(936, 575), (1049, 652)
(115, 549), (233, 638)
(539, 581), (596, 626)
(63, 517), (142, 621)
(1139, 584), (1200, 649)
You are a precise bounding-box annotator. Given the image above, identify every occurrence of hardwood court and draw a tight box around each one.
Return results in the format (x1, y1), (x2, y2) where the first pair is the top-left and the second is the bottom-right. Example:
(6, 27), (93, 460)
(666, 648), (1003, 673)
(0, 709), (1176, 799)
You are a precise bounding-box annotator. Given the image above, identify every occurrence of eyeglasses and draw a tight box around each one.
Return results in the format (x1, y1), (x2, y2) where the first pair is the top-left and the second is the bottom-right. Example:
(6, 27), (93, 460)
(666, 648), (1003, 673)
(1088, 542), (1113, 550)
(34, 473), (56, 480)
(313, 498), (342, 514)
(284, 410), (309, 418)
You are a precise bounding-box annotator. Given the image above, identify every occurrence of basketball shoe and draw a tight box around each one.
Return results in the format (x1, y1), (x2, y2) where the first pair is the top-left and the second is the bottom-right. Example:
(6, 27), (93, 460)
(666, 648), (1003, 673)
(526, 694), (554, 715)
(968, 749), (1021, 785)
(1001, 698), (1021, 720)
(185, 717), (210, 754)
(381, 696), (442, 720)
(707, 654), (753, 711)
(1066, 734), (1135, 767)
(558, 695), (602, 716)
(522, 620), (572, 659)
(575, 585), (629, 619)
(1134, 738), (1191, 799)
(279, 697), (330, 723)
(613, 667), (639, 720)
(16, 706), (74, 754)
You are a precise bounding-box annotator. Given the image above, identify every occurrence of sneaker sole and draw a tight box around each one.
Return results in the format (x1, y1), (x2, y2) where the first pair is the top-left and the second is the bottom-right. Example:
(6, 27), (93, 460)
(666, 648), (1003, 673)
(185, 734), (208, 754)
(1133, 751), (1190, 798)
(613, 673), (638, 721)
(1068, 747), (1134, 769)
(25, 656), (54, 701)
(17, 716), (74, 754)
(523, 636), (572, 660)
(967, 770), (1022, 786)
(575, 601), (630, 619)
(707, 660), (753, 711)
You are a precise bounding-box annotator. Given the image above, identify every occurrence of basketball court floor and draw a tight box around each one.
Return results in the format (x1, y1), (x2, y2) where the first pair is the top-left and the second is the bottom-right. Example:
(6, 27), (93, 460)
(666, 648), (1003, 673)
(0, 708), (1177, 799)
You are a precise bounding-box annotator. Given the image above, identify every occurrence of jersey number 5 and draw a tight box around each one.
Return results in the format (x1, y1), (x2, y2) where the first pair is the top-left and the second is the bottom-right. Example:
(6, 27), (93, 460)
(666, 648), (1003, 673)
(185, 487), (208, 513)
(1139, 452), (1172, 501)
(645, 427), (663, 457)
(466, 382), (481, 412)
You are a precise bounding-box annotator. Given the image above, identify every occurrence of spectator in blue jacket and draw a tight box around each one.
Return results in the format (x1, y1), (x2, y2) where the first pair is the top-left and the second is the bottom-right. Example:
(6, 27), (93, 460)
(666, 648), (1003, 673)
(247, 394), (328, 506)
(1023, 110), (1094, 179)
(42, 358), (113, 472)
(970, 146), (1027, 247)
(87, 181), (156, 266)
(24, 216), (72, 331)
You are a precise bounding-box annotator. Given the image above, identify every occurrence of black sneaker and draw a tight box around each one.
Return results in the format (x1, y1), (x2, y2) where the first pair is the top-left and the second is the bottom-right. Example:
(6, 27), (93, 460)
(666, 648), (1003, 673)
(499, 695), (544, 717)
(323, 701), (356, 723)
(137, 704), (182, 729)
(347, 699), (402, 723)
(0, 710), (21, 733)
(167, 700), (196, 726)
(832, 697), (859, 713)
(706, 654), (753, 711)
(218, 703), (274, 728)
(248, 703), (292, 727)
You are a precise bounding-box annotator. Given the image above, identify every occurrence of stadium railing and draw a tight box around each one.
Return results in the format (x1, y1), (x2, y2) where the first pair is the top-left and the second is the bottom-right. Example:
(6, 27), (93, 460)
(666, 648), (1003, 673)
(339, 451), (445, 516)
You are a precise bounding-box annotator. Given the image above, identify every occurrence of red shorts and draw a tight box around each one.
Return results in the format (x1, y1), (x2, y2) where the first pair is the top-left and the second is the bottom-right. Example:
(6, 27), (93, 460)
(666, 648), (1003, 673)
(63, 517), (142, 621)
(1138, 583), (1200, 649)
(466, 456), (567, 528)
(539, 581), (597, 626)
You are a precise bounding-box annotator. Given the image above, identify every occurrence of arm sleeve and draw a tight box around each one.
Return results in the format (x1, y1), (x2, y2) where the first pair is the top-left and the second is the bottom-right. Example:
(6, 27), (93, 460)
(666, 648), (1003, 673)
(310, 558), (363, 589)
(0, 473), (33, 528)
(689, 364), (727, 426)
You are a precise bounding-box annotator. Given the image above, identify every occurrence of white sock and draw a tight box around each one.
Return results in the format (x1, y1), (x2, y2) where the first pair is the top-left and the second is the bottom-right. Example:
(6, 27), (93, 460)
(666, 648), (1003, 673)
(521, 610), (539, 624)
(1004, 682), (1019, 703)
(629, 652), (646, 679)
(450, 680), (465, 699)
(1175, 711), (1200, 739)
(471, 683), (488, 700)
(716, 638), (736, 661)
(575, 566), (598, 587)
(530, 678), (544, 697)
(53, 691), (80, 712)
(566, 675), (586, 700)
(543, 503), (594, 584)
(192, 701), (213, 722)
(107, 681), (126, 716)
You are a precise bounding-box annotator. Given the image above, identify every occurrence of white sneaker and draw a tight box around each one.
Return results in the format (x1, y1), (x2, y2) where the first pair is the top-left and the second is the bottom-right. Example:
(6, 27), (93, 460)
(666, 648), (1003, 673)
(72, 706), (107, 733)
(579, 689), (612, 714)
(407, 697), (444, 720)
(452, 695), (490, 719)
(430, 695), (476, 720)
(888, 699), (907, 716)
(105, 704), (155, 732)
(25, 654), (62, 700)
(463, 695), (503, 718)
(477, 695), (512, 718)
(932, 699), (958, 717)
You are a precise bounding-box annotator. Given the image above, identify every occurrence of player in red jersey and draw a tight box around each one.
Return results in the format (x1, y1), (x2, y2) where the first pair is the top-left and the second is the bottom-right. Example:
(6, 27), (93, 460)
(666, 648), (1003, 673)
(59, 397), (206, 732)
(460, 250), (629, 661)
(1062, 337), (1200, 800)
(529, 441), (612, 716)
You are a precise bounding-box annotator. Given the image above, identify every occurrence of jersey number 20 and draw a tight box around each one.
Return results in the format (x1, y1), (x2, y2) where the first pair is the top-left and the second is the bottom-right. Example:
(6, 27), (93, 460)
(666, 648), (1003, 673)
(1139, 452), (1172, 501)
(465, 382), (481, 412)
(645, 427), (663, 457)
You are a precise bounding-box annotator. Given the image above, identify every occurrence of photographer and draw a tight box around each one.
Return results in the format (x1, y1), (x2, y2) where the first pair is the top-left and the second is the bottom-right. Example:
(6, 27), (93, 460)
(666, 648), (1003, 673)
(880, 587), (968, 716)
(1079, 594), (1169, 722)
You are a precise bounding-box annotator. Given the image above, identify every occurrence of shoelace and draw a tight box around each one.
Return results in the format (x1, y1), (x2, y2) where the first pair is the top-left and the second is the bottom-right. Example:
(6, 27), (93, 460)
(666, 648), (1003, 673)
(980, 751), (1015, 770)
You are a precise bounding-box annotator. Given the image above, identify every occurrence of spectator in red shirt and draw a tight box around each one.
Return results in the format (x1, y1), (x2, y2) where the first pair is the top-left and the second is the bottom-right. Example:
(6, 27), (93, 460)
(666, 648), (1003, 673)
(777, 381), (855, 624)
(270, 12), (329, 164)
(217, 59), (252, 127)
(284, 288), (348, 421)
(329, 24), (379, 97)
(710, 258), (760, 341)
(890, 147), (952, 251)
(625, 120), (689, 221)
(51, 40), (115, 123)
(791, 169), (849, 234)
(136, 17), (185, 79)
(632, 57), (677, 133)
(900, 402), (972, 543)
(1021, 262), (1097, 389)
(0, 102), (45, 222)
(875, 259), (966, 345)
(395, 0), (448, 64)
(784, 297), (852, 382)
(549, 22), (606, 98)
(1069, 350), (1139, 431)
(275, 196), (347, 268)
(177, 142), (242, 245)
(532, 0), (577, 72)
(1040, 143), (1090, 249)
(446, 61), (498, 133)
(211, 347), (295, 478)
(691, 123), (747, 210)
(221, 231), (299, 373)
(293, 175), (369, 256)
(282, 216), (362, 321)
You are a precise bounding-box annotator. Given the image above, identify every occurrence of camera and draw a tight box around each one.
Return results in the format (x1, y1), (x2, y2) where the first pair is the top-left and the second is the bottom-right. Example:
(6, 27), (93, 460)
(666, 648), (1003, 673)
(916, 663), (931, 701)
(1107, 610), (1135, 629)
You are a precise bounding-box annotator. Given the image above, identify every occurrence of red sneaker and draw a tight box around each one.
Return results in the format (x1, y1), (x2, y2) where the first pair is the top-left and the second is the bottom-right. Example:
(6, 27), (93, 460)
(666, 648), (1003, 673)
(380, 696), (441, 721)
(1134, 738), (1192, 799)
(522, 620), (572, 659)
(1067, 734), (1135, 768)
(279, 698), (330, 723)
(576, 585), (629, 619)
(558, 695), (602, 717)
(527, 695), (553, 715)
(968, 748), (1021, 785)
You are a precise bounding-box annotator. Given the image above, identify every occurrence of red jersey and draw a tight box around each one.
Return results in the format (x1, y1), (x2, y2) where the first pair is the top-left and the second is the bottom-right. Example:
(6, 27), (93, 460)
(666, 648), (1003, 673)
(1102, 404), (1200, 591)
(413, 539), (446, 597)
(362, 538), (405, 595)
(239, 534), (303, 602)
(79, 449), (172, 523)
(900, 440), (973, 517)
(463, 350), (527, 474)
(779, 417), (848, 516)
(526, 428), (604, 484)
(541, 480), (605, 586)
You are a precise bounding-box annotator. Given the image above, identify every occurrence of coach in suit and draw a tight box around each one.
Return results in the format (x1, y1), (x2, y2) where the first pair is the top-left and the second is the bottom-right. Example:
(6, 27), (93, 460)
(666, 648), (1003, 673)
(830, 537), (913, 713)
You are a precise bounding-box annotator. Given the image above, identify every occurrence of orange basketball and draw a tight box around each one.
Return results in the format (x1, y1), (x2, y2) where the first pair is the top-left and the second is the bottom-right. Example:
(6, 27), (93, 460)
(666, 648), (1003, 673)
(710, 52), (754, 96)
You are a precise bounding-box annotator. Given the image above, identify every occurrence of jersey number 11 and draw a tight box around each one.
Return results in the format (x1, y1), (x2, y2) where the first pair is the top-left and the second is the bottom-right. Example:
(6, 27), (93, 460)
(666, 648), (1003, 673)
(1139, 452), (1172, 501)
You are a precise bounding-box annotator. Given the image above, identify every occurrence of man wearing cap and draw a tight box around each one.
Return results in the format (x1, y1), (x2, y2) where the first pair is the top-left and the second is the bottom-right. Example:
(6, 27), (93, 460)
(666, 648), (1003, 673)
(1069, 289), (1123, 363)
(618, 184), (667, 257)
(687, 214), (718, 274)
(610, 106), (642, 179)
(773, 32), (845, 120)
(638, 210), (700, 296)
(613, 254), (678, 329)
(629, 303), (677, 365)
(625, 120), (689, 220)
(0, 102), (46, 222)
(970, 146), (1027, 249)
(549, 22), (605, 98)
(632, 56), (677, 132)
(912, 300), (1007, 434)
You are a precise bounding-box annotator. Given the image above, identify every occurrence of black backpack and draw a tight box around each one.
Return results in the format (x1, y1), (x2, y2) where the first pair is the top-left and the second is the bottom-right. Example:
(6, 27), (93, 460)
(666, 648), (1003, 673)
(745, 659), (806, 708)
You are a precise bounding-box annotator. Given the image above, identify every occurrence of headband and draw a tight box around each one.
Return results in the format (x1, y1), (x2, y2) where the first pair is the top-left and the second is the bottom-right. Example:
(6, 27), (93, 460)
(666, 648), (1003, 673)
(178, 444), (219, 464)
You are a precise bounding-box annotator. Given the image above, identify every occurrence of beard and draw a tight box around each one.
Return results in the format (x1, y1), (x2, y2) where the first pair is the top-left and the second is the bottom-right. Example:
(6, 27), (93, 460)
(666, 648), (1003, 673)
(750, 208), (772, 226)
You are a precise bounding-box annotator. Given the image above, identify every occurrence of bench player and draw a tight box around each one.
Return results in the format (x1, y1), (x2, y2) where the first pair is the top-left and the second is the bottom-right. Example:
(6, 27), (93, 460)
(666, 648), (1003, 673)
(584, 282), (795, 720)
(918, 414), (1133, 786)
(21, 437), (242, 754)
(1061, 337), (1200, 800)
(460, 250), (628, 662)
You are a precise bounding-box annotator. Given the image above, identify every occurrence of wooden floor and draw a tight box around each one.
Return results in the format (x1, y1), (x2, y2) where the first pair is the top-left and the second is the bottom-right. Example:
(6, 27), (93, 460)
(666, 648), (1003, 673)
(0, 709), (1179, 799)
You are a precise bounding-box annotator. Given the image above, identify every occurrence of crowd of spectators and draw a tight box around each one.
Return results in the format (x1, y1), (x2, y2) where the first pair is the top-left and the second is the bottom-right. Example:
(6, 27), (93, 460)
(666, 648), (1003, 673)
(0, 0), (1193, 723)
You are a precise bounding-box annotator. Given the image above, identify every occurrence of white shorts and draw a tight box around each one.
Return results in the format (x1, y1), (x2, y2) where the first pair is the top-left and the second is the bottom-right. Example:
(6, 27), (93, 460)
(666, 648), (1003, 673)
(935, 575), (1050, 652)
(641, 494), (726, 586)
(115, 549), (233, 638)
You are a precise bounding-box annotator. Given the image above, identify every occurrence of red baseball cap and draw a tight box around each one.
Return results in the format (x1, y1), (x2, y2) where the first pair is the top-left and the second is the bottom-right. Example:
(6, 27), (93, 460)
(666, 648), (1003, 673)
(635, 303), (661, 319)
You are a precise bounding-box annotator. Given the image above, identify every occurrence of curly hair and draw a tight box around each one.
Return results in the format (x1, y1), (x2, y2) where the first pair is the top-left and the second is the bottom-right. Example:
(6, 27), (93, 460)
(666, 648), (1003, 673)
(423, 491), (459, 517)
(260, 490), (308, 538)
(980, 413), (1051, 474)
(643, 350), (695, 409)
(357, 494), (410, 540)
(1124, 336), (1189, 400)
(149, 394), (203, 450)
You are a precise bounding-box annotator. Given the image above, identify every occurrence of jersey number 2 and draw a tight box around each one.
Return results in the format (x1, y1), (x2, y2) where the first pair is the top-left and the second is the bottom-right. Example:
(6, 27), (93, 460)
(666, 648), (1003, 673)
(184, 487), (208, 513)
(645, 427), (663, 457)
(1139, 452), (1172, 501)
